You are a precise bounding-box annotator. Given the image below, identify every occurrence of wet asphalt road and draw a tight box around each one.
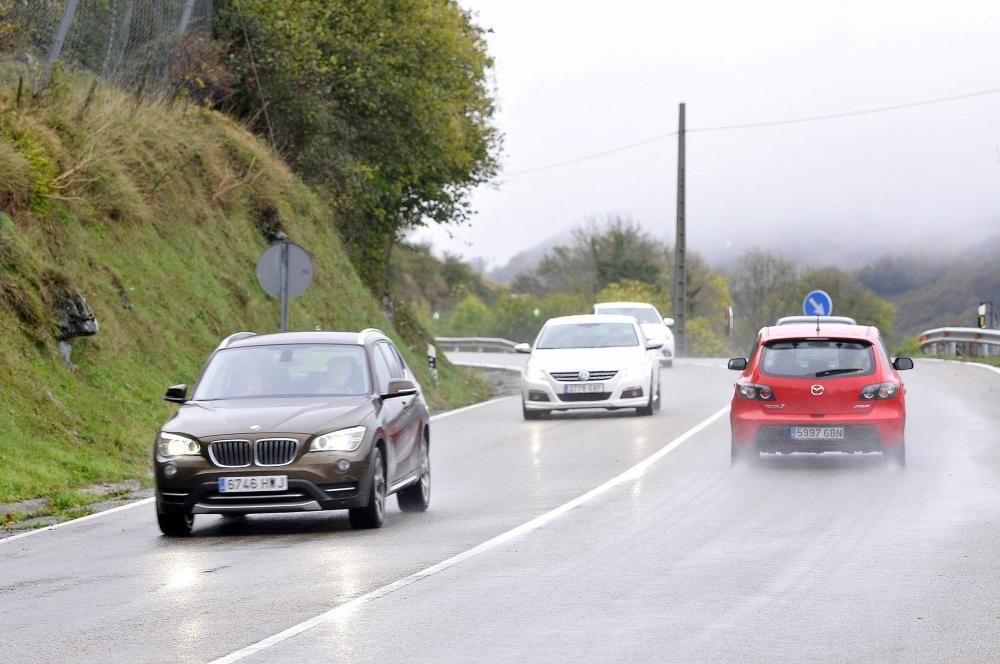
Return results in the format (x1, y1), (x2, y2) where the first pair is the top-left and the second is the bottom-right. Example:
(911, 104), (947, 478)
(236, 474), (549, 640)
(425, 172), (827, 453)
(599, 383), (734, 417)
(3, 358), (1000, 663)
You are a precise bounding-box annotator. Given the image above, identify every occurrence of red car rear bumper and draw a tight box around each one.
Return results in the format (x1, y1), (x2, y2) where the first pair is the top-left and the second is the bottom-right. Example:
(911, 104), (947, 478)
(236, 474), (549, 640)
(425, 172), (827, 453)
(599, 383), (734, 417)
(731, 401), (905, 452)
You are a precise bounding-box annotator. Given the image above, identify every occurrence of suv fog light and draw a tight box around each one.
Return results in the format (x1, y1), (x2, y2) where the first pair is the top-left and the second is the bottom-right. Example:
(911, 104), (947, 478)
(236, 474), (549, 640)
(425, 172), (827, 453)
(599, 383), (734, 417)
(621, 386), (644, 399)
(528, 390), (550, 402)
(163, 463), (178, 478)
(336, 459), (351, 472)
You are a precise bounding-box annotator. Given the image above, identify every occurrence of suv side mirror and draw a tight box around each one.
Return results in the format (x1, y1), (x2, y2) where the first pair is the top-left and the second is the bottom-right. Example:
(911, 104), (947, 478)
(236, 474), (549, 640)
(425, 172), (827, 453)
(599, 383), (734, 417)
(727, 358), (748, 371)
(662, 317), (675, 327)
(514, 343), (531, 354)
(164, 384), (188, 403)
(383, 378), (418, 399)
(893, 357), (914, 371)
(646, 340), (664, 350)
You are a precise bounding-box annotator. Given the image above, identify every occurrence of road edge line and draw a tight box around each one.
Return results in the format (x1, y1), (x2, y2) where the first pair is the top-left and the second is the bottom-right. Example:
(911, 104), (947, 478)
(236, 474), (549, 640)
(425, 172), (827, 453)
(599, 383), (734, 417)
(0, 397), (517, 544)
(208, 404), (730, 664)
(0, 498), (155, 545)
(920, 357), (1000, 376)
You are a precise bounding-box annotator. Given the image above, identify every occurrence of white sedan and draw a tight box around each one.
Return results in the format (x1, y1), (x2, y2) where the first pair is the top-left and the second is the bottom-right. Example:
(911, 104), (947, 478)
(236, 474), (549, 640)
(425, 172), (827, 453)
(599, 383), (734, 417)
(516, 314), (662, 419)
(592, 301), (675, 367)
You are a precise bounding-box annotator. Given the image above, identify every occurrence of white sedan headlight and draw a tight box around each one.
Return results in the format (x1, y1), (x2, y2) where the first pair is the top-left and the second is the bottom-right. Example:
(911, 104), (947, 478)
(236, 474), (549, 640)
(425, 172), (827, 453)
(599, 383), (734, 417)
(524, 364), (548, 382)
(622, 362), (651, 380)
(157, 432), (201, 457)
(310, 426), (366, 452)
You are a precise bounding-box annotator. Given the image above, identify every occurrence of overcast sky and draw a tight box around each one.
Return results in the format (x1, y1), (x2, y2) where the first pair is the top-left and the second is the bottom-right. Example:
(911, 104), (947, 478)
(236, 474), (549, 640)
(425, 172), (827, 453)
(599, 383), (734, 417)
(412, 0), (1000, 269)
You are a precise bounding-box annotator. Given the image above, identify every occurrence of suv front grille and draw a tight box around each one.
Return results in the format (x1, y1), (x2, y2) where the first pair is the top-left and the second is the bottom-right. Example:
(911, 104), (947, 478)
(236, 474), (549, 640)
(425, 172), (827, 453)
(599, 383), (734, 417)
(550, 370), (618, 382)
(208, 440), (252, 467)
(255, 439), (299, 466)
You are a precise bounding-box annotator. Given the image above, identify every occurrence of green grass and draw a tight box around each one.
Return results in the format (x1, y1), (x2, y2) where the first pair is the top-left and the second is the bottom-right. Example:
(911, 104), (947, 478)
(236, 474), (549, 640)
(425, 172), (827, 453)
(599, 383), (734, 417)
(0, 64), (489, 519)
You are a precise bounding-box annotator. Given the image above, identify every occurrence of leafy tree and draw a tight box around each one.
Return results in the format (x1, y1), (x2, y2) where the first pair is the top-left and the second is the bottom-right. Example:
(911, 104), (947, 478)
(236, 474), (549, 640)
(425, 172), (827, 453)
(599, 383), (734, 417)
(490, 293), (541, 342)
(444, 294), (493, 337)
(529, 215), (666, 297)
(728, 249), (799, 350)
(797, 267), (896, 340)
(215, 0), (500, 298)
(595, 279), (669, 314)
(687, 317), (729, 357)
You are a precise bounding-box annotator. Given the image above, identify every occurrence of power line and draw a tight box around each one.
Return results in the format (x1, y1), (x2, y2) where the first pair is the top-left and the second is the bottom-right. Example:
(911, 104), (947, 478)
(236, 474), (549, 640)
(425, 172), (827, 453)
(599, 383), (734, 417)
(503, 131), (678, 176)
(502, 85), (1000, 177)
(689, 85), (1000, 133)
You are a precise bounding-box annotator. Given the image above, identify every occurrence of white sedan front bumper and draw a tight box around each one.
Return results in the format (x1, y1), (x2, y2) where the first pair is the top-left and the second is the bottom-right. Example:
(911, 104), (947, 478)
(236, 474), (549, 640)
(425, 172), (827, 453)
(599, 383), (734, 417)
(521, 370), (651, 411)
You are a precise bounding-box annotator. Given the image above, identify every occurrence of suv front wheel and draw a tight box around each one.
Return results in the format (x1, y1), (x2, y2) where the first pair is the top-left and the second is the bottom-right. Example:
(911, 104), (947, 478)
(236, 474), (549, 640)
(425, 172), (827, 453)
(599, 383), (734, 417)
(157, 510), (194, 537)
(349, 446), (386, 529)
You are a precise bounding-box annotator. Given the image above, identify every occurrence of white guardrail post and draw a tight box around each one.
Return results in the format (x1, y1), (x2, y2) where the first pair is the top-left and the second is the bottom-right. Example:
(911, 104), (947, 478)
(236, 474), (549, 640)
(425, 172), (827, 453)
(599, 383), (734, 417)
(433, 337), (519, 353)
(918, 327), (1000, 358)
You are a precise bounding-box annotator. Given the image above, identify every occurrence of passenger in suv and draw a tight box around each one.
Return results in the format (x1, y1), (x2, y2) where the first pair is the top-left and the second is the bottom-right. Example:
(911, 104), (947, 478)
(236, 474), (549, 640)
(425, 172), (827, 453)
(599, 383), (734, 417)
(727, 322), (914, 465)
(154, 329), (431, 536)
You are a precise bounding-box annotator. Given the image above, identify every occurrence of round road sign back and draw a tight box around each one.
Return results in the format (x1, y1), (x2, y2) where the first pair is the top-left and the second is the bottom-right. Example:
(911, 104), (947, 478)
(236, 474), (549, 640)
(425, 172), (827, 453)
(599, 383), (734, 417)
(256, 241), (314, 299)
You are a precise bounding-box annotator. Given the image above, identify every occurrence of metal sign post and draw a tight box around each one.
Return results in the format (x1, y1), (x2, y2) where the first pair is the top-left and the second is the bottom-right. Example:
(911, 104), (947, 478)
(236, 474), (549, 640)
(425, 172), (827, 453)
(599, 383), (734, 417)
(279, 241), (289, 332)
(257, 241), (314, 332)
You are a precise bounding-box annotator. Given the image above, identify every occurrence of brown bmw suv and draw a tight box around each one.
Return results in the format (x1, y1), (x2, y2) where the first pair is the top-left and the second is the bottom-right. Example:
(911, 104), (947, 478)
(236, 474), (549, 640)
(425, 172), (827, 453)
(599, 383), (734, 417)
(154, 329), (431, 536)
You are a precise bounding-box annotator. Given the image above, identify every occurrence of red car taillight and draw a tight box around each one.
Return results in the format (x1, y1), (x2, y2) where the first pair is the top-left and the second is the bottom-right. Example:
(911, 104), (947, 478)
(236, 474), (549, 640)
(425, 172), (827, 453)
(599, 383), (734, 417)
(859, 382), (899, 400)
(737, 383), (776, 401)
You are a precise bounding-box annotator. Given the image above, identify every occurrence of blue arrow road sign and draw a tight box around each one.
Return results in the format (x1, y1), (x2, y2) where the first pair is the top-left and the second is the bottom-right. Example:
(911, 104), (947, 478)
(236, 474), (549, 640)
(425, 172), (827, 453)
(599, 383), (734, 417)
(803, 290), (833, 316)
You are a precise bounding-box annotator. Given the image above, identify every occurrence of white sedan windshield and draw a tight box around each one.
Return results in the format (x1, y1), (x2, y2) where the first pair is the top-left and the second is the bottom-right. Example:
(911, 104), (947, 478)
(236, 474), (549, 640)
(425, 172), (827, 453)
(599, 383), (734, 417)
(536, 323), (639, 349)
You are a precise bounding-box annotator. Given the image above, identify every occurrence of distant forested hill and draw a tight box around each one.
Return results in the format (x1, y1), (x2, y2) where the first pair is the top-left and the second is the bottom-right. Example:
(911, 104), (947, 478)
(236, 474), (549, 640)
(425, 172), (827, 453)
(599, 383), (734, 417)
(858, 235), (1000, 335)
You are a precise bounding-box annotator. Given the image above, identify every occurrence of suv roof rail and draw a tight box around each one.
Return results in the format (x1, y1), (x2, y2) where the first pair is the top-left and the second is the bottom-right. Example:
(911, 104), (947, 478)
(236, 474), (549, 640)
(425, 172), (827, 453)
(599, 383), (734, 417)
(357, 327), (387, 343)
(217, 331), (256, 350)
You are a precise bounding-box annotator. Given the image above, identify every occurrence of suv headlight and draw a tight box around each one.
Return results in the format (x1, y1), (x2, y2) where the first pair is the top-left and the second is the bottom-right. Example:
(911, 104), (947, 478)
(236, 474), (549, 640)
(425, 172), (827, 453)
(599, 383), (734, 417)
(157, 432), (201, 457)
(310, 426), (366, 452)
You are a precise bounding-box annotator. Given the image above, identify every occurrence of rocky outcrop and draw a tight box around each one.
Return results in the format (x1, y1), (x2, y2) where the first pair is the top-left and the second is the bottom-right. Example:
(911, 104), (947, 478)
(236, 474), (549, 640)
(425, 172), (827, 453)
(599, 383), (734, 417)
(53, 291), (99, 340)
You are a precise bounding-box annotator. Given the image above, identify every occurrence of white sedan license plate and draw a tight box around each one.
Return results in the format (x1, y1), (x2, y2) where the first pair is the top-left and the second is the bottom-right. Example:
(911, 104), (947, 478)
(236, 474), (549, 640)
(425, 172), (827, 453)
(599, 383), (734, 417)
(218, 475), (288, 493)
(565, 383), (604, 394)
(791, 427), (845, 440)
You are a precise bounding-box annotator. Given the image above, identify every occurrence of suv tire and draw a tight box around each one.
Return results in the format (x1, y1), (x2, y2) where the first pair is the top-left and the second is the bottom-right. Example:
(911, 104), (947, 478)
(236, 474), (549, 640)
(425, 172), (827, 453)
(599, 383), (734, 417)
(350, 446), (386, 529)
(157, 511), (194, 537)
(398, 438), (431, 512)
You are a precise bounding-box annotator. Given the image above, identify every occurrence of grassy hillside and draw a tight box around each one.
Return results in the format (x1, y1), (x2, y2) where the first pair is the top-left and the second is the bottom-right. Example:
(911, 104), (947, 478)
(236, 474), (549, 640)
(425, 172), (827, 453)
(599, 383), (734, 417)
(0, 64), (489, 521)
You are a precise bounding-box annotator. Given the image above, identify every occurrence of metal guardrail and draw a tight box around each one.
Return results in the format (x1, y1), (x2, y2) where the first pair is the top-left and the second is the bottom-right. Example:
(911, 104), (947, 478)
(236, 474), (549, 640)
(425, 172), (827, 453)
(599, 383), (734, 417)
(434, 337), (519, 353)
(918, 327), (1000, 357)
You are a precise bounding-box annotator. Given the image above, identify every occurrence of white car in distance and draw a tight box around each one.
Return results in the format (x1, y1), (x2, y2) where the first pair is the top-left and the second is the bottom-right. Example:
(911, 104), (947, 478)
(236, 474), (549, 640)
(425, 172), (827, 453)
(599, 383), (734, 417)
(593, 301), (675, 367)
(515, 314), (662, 420)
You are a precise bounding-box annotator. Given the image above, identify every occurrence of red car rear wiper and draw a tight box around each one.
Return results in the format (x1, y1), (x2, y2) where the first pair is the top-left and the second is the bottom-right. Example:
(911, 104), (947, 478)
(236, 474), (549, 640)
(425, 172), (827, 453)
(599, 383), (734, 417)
(815, 368), (865, 377)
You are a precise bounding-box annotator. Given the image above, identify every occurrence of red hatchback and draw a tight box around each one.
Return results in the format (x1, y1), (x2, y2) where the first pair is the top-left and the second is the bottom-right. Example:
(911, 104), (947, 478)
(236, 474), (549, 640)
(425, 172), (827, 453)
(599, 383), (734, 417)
(728, 323), (914, 465)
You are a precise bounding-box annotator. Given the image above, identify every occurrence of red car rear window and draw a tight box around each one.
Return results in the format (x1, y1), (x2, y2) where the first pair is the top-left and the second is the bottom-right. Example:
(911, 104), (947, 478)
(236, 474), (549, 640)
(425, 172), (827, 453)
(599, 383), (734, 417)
(760, 339), (875, 379)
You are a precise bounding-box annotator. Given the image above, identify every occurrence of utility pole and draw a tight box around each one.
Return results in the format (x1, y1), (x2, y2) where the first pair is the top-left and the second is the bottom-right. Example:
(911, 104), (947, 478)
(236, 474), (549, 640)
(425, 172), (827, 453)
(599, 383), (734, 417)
(673, 102), (687, 356)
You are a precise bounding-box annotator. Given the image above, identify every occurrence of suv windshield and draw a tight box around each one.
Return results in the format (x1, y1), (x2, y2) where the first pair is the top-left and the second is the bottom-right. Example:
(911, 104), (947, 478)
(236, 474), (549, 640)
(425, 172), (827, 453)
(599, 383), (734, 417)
(760, 339), (875, 378)
(596, 307), (661, 325)
(193, 344), (371, 399)
(536, 322), (639, 349)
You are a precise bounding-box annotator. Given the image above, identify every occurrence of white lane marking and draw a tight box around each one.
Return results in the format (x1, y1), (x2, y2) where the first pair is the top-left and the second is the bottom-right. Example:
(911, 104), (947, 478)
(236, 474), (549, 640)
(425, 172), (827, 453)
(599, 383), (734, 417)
(429, 395), (516, 421)
(0, 397), (517, 544)
(208, 405), (730, 664)
(0, 498), (155, 545)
